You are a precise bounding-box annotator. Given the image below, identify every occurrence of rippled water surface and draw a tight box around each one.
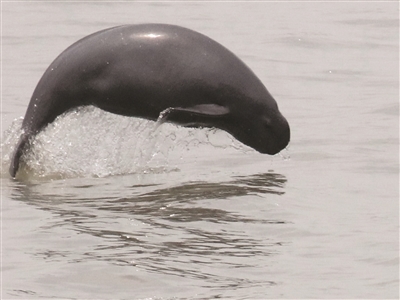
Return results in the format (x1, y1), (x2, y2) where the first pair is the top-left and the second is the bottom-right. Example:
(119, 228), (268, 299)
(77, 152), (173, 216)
(1, 2), (399, 299)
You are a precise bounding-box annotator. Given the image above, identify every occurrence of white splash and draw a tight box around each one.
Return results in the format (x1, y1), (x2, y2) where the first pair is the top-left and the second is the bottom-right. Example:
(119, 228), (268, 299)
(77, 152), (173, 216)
(1, 107), (247, 179)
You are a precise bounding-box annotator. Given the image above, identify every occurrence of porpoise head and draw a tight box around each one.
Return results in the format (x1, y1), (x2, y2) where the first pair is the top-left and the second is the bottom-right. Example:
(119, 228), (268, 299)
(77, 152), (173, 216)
(162, 94), (290, 155)
(222, 95), (290, 155)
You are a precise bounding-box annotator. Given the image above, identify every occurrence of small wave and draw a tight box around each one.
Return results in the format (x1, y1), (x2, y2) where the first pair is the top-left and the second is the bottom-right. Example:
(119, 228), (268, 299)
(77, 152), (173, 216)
(1, 107), (251, 180)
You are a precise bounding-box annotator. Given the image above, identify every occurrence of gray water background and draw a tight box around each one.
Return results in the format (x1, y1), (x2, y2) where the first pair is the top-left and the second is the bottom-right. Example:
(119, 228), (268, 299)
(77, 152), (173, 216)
(1, 2), (399, 299)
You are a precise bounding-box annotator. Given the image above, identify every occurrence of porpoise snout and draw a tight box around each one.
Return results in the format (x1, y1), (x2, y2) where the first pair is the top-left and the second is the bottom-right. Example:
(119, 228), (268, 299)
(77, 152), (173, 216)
(275, 115), (290, 153)
(259, 113), (290, 155)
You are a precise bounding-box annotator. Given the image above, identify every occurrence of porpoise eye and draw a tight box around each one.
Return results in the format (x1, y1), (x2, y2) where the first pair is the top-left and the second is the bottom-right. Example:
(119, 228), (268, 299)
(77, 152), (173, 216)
(263, 117), (272, 128)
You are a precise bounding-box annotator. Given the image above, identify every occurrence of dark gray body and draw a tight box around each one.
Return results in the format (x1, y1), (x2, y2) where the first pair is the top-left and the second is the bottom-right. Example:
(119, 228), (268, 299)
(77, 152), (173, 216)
(10, 24), (290, 177)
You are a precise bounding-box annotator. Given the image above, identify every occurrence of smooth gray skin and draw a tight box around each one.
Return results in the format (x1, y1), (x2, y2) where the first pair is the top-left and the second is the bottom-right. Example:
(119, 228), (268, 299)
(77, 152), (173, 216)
(10, 23), (290, 178)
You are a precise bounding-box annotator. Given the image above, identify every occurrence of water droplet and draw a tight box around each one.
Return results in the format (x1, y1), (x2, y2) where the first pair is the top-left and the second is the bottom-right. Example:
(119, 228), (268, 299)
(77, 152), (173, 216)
(279, 147), (291, 161)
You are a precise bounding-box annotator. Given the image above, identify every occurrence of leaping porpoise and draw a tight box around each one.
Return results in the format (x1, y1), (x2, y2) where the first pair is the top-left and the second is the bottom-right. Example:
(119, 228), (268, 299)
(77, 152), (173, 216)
(9, 23), (290, 178)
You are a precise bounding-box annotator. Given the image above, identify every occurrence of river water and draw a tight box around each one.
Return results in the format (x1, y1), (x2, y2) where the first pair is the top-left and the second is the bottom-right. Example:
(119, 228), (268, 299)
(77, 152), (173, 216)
(1, 2), (399, 299)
